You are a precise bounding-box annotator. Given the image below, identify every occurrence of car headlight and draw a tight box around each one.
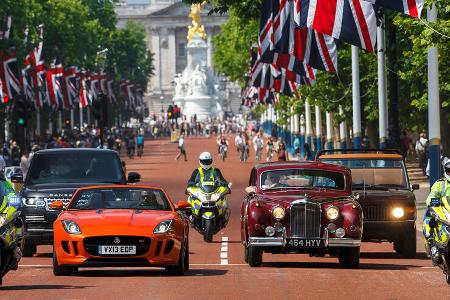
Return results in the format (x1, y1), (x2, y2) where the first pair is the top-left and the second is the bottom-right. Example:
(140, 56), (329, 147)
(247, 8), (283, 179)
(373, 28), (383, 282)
(326, 206), (339, 221)
(22, 197), (39, 207)
(0, 214), (6, 227)
(211, 193), (221, 201)
(392, 207), (404, 219)
(154, 219), (174, 234)
(272, 206), (286, 220)
(61, 220), (81, 234)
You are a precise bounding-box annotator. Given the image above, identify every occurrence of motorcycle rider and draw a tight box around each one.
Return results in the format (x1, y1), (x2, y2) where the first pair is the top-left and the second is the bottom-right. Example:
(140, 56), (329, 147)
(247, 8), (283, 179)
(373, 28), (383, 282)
(187, 152), (229, 190)
(217, 135), (229, 155)
(0, 170), (22, 269)
(423, 160), (450, 255)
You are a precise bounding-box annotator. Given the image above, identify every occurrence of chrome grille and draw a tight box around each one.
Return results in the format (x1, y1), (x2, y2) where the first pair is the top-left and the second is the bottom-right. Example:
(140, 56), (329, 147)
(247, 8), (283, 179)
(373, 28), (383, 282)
(290, 202), (321, 238)
(25, 215), (45, 222)
(363, 206), (387, 221)
(45, 197), (72, 211)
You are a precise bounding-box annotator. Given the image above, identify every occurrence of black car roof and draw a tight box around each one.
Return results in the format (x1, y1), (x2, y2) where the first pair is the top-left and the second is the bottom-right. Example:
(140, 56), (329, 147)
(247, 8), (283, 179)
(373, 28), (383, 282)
(35, 148), (117, 155)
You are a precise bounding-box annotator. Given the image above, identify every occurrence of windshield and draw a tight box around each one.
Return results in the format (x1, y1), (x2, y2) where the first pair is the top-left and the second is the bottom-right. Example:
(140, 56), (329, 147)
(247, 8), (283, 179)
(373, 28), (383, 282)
(68, 187), (172, 211)
(321, 158), (408, 190)
(260, 169), (346, 191)
(26, 151), (124, 185)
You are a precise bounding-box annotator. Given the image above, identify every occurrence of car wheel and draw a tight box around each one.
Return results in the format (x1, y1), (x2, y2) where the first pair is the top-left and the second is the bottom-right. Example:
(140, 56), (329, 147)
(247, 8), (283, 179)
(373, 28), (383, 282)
(399, 227), (416, 259)
(165, 243), (186, 276)
(52, 249), (76, 276)
(247, 245), (262, 267)
(22, 240), (37, 257)
(244, 246), (249, 263)
(184, 240), (189, 272)
(203, 219), (214, 243)
(338, 246), (360, 268)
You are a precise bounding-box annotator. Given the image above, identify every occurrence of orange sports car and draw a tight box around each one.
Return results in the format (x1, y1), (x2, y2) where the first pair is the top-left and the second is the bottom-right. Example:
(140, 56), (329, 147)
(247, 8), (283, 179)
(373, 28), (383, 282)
(51, 185), (191, 276)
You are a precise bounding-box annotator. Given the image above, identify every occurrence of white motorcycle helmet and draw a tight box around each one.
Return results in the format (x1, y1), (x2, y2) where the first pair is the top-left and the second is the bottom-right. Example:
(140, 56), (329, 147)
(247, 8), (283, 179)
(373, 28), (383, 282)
(199, 152), (213, 170)
(444, 160), (450, 181)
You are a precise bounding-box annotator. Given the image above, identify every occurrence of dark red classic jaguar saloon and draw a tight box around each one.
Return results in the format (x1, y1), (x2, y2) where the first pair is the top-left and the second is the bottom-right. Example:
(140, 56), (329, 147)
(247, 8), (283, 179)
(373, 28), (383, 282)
(241, 161), (363, 268)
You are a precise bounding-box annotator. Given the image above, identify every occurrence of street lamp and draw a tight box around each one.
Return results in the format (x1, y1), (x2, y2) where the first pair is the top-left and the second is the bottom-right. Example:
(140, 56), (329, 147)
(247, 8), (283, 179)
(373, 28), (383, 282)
(160, 95), (164, 114)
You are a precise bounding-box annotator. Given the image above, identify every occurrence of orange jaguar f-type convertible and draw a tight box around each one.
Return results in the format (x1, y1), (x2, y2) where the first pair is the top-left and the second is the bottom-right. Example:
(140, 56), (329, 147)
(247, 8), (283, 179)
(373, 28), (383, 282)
(51, 185), (191, 276)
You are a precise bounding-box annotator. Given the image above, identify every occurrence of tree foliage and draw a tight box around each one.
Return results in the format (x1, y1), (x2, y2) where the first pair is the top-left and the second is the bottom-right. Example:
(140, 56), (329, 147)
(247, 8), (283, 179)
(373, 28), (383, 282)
(0, 0), (153, 88)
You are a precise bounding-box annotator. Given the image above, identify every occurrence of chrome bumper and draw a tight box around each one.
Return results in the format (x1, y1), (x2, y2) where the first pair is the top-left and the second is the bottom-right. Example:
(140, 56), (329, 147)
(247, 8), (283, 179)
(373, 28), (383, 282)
(248, 236), (361, 248)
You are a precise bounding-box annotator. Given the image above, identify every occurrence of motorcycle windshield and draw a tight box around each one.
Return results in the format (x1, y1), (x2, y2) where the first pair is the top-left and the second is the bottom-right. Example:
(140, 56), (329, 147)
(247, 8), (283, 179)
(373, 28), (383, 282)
(199, 183), (219, 194)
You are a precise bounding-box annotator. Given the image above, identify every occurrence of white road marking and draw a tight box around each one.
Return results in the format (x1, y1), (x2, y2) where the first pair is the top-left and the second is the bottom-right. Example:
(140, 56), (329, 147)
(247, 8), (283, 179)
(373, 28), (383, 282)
(220, 236), (229, 265)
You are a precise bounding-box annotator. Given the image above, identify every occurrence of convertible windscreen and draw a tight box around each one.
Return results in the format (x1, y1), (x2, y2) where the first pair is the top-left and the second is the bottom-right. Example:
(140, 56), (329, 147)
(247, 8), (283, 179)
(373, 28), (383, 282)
(260, 169), (346, 191)
(322, 158), (408, 190)
(68, 187), (172, 211)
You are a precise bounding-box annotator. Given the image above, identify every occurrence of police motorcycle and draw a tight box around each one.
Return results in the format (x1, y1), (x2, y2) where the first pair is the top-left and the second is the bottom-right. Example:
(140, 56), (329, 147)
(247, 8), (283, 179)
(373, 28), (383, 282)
(0, 180), (23, 286)
(423, 197), (450, 285)
(186, 180), (231, 243)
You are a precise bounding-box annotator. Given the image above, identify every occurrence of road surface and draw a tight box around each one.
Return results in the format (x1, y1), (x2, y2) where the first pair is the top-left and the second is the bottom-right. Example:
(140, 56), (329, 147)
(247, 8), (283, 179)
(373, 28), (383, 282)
(2, 136), (448, 299)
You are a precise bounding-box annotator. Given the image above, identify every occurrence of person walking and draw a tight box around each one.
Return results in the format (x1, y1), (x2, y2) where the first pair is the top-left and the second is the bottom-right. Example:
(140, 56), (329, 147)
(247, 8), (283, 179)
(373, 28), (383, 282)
(127, 135), (136, 159)
(136, 133), (145, 158)
(10, 141), (21, 167)
(415, 132), (428, 176)
(266, 137), (274, 162)
(175, 134), (188, 161)
(252, 132), (264, 162)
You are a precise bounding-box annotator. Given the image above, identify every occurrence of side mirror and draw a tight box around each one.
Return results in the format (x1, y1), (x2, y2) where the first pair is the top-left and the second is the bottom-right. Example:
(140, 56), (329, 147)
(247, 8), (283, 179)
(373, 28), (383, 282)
(11, 174), (24, 183)
(411, 184), (420, 191)
(49, 201), (64, 210)
(176, 200), (192, 216)
(128, 172), (141, 183)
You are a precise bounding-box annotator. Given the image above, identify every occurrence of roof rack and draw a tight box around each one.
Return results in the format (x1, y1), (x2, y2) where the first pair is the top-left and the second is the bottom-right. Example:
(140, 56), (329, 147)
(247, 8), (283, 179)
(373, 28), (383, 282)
(315, 148), (401, 160)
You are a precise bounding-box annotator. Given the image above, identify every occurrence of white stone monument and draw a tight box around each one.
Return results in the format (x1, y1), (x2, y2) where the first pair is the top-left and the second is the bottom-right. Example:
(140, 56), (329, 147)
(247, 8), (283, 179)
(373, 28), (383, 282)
(173, 3), (224, 121)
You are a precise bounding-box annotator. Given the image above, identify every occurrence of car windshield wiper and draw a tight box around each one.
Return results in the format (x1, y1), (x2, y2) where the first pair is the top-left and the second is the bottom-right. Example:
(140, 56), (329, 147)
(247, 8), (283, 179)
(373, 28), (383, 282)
(352, 184), (388, 191)
(376, 184), (407, 190)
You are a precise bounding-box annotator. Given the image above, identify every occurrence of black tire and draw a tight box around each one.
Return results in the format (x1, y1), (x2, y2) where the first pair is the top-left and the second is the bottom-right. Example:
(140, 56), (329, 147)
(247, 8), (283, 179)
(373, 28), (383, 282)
(184, 240), (189, 272)
(399, 227), (417, 259)
(22, 240), (37, 257)
(338, 246), (360, 268)
(52, 250), (76, 276)
(247, 245), (262, 267)
(244, 246), (249, 263)
(165, 243), (186, 276)
(203, 219), (214, 243)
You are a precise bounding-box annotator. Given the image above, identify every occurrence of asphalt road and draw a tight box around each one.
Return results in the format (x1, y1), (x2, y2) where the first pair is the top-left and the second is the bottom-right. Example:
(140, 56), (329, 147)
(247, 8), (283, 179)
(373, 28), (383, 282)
(2, 136), (449, 299)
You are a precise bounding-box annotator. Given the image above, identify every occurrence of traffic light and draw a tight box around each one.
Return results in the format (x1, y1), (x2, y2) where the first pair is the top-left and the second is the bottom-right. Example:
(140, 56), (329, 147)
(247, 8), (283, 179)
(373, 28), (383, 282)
(174, 105), (181, 119)
(144, 107), (149, 118)
(15, 99), (32, 127)
(167, 105), (174, 120)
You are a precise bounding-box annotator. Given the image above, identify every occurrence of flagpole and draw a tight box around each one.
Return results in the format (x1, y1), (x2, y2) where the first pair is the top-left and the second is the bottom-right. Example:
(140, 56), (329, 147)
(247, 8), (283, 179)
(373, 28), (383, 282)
(57, 110), (62, 133)
(36, 110), (41, 136)
(427, 4), (441, 186)
(315, 105), (322, 152)
(305, 100), (312, 149)
(339, 105), (347, 149)
(79, 105), (83, 129)
(70, 108), (74, 129)
(326, 112), (333, 150)
(351, 46), (362, 149)
(377, 19), (388, 149)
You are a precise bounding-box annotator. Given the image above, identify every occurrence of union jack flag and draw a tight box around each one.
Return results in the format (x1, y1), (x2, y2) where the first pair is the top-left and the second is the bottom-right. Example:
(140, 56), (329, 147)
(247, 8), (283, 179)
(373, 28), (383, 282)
(90, 73), (99, 100)
(99, 72), (108, 95)
(0, 74), (7, 103)
(79, 71), (91, 108)
(47, 58), (65, 109)
(63, 66), (79, 107)
(106, 78), (116, 103)
(301, 0), (377, 52)
(0, 52), (22, 101)
(363, 0), (423, 18)
(22, 54), (34, 104)
(125, 81), (136, 107)
(30, 26), (48, 109)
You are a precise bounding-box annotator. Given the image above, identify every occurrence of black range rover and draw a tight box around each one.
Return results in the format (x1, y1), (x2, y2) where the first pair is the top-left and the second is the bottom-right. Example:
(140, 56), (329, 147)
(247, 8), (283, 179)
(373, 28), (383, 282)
(12, 148), (140, 256)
